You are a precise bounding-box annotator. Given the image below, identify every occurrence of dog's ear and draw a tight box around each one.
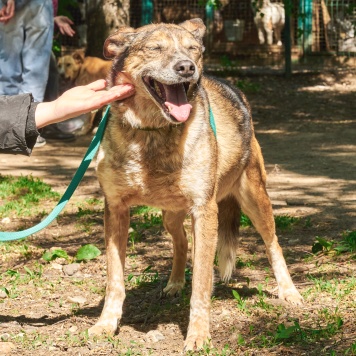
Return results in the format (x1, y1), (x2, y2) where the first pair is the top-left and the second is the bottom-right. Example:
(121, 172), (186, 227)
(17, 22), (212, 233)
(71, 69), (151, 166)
(179, 18), (206, 41)
(72, 50), (85, 64)
(103, 26), (137, 59)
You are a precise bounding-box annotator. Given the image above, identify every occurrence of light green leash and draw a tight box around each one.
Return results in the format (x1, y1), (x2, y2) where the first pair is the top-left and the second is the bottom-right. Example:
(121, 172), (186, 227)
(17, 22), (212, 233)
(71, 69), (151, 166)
(0, 105), (216, 242)
(0, 105), (111, 242)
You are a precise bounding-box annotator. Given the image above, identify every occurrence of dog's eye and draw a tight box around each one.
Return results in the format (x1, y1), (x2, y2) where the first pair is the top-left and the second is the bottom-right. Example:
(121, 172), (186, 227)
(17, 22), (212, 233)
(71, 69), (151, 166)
(189, 46), (199, 52)
(146, 46), (161, 52)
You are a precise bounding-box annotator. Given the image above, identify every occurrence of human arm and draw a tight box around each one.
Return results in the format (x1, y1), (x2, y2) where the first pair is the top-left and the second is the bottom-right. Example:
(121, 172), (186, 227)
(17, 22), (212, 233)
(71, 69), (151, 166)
(0, 80), (135, 155)
(35, 80), (134, 128)
(0, 0), (15, 23)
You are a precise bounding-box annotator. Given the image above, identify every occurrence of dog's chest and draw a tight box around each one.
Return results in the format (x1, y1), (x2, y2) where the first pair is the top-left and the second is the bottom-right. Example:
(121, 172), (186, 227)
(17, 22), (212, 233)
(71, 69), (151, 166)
(99, 128), (214, 209)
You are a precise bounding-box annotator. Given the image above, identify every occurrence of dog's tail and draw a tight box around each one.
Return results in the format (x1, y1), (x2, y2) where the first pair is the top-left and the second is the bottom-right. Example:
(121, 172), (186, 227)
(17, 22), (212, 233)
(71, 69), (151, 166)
(217, 195), (241, 282)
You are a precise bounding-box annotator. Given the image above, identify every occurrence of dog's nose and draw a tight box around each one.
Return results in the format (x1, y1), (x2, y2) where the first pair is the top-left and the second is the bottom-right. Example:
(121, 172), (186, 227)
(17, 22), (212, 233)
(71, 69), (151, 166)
(174, 60), (195, 78)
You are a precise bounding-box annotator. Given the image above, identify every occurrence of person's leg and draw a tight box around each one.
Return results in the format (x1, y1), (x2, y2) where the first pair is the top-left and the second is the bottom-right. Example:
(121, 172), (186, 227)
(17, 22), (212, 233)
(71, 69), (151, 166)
(0, 10), (25, 95)
(21, 0), (54, 102)
(44, 52), (59, 101)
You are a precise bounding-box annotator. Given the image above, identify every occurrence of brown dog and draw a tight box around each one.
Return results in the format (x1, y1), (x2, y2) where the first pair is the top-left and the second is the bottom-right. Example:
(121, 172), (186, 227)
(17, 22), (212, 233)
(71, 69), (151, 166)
(57, 50), (112, 86)
(90, 19), (303, 351)
(57, 51), (113, 134)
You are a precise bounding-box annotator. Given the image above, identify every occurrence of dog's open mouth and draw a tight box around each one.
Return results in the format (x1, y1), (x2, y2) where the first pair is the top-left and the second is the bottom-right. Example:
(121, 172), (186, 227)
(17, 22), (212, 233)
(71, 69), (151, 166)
(143, 77), (192, 122)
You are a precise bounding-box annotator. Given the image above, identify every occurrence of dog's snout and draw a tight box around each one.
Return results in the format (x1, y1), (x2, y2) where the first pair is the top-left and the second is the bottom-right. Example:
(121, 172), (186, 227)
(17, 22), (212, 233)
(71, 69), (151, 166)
(174, 60), (195, 78)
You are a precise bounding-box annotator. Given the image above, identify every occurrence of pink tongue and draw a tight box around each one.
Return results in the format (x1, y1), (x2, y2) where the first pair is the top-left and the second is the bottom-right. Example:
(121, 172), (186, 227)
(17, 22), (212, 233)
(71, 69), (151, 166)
(163, 84), (192, 122)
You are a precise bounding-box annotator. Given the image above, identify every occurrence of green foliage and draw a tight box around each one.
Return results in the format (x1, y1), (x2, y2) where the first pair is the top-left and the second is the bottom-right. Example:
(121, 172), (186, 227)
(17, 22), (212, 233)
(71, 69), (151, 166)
(312, 232), (356, 255)
(0, 174), (59, 217)
(274, 215), (299, 230)
(75, 244), (101, 262)
(42, 249), (69, 262)
(274, 317), (343, 344)
(312, 236), (335, 254)
(334, 231), (356, 254)
(127, 265), (159, 286)
(232, 290), (247, 311)
(235, 80), (261, 93)
(198, 0), (222, 9)
(240, 213), (253, 227)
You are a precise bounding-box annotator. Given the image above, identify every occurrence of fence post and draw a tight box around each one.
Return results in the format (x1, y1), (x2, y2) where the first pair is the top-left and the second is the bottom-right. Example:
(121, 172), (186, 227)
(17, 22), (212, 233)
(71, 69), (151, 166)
(141, 0), (153, 25)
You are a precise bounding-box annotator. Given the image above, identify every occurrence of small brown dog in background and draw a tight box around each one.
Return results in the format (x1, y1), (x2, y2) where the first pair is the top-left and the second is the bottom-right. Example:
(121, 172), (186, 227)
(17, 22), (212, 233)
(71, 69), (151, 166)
(57, 50), (112, 86)
(90, 18), (303, 352)
(57, 51), (112, 134)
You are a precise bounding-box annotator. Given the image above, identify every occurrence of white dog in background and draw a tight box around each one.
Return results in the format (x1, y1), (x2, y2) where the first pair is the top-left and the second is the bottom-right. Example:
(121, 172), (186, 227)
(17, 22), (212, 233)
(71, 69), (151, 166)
(252, 0), (285, 45)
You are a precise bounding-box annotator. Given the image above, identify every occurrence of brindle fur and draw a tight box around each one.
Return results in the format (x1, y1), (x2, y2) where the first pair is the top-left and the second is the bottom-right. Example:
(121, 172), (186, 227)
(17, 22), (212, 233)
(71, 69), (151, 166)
(90, 18), (302, 351)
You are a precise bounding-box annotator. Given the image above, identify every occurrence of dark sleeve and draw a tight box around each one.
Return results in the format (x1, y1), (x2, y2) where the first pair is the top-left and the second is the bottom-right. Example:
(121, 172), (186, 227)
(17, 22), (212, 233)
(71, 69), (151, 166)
(0, 94), (40, 156)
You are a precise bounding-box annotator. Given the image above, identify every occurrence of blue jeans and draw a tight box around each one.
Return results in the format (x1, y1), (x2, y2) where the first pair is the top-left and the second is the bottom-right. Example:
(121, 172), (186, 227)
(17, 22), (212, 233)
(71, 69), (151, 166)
(0, 0), (54, 102)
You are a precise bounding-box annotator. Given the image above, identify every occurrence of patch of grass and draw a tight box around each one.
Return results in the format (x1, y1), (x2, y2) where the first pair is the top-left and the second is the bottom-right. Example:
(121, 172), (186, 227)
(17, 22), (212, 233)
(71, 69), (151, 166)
(187, 343), (234, 356)
(0, 174), (60, 217)
(128, 206), (163, 250)
(240, 214), (300, 230)
(335, 230), (356, 254)
(240, 213), (252, 227)
(232, 289), (248, 311)
(304, 275), (356, 301)
(235, 79), (261, 93)
(126, 265), (159, 287)
(273, 315), (343, 344)
(236, 256), (255, 269)
(274, 215), (300, 230)
(312, 231), (356, 256)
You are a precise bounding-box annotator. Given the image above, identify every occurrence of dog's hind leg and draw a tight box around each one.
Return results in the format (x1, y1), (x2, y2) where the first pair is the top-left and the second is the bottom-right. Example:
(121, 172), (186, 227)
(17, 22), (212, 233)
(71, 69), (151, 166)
(162, 210), (188, 296)
(88, 201), (130, 336)
(217, 195), (241, 282)
(234, 147), (303, 305)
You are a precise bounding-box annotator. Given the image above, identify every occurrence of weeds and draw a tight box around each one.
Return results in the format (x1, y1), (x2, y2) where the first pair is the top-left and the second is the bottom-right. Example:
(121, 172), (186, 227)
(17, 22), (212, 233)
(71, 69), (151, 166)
(312, 231), (356, 256)
(0, 174), (60, 217)
(126, 265), (159, 287)
(274, 215), (300, 230)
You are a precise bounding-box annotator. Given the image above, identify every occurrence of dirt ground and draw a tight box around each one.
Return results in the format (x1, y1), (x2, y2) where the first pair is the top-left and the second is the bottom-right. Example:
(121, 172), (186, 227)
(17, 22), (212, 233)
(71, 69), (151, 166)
(0, 69), (355, 355)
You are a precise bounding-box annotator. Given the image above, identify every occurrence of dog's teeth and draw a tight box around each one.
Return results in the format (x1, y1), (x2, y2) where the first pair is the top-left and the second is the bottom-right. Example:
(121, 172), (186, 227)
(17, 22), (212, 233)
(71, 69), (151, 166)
(154, 81), (162, 97)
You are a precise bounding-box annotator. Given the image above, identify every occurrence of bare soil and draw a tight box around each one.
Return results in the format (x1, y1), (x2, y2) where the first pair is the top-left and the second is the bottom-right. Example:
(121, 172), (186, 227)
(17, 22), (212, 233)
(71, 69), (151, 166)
(0, 70), (355, 355)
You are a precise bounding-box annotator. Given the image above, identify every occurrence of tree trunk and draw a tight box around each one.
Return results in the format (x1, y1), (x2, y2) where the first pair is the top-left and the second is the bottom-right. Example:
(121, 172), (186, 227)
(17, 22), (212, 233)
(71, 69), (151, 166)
(86, 0), (130, 58)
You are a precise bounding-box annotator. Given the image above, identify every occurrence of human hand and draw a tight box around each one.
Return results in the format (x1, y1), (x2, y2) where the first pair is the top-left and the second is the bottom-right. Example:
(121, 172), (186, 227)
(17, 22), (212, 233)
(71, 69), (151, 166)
(35, 80), (135, 128)
(54, 15), (75, 37)
(0, 0), (15, 23)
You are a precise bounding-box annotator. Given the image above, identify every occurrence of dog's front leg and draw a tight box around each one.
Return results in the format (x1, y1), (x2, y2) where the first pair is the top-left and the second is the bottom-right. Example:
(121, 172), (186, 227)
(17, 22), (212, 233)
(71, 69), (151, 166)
(88, 201), (130, 336)
(184, 201), (218, 352)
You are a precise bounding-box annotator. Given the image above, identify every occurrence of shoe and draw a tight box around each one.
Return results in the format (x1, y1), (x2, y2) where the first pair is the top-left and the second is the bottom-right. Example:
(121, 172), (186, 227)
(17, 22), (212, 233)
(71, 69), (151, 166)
(34, 135), (46, 148)
(41, 124), (76, 141)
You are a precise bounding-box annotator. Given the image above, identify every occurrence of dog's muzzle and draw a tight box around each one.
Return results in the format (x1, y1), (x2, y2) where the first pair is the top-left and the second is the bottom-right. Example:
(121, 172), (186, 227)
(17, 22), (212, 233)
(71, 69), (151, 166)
(143, 76), (192, 122)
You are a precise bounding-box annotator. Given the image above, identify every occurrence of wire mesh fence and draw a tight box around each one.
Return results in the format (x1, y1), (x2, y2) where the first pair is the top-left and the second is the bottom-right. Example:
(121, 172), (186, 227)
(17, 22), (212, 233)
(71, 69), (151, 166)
(58, 0), (356, 68)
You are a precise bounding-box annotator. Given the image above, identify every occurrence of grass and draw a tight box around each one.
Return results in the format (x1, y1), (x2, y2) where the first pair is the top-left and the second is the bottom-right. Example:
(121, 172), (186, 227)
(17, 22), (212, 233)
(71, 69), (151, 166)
(0, 176), (355, 355)
(0, 174), (60, 218)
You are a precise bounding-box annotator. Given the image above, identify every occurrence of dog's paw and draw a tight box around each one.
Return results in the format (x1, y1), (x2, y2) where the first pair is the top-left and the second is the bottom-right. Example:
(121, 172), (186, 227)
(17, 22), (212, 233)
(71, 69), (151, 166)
(183, 334), (212, 353)
(88, 321), (117, 337)
(163, 280), (185, 297)
(279, 288), (304, 306)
